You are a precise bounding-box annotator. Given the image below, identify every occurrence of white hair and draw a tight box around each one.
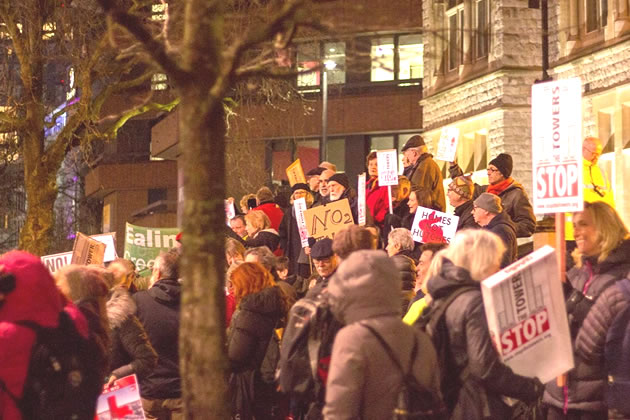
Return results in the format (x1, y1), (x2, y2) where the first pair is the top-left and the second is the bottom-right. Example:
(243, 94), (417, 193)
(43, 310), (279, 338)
(388, 228), (415, 252)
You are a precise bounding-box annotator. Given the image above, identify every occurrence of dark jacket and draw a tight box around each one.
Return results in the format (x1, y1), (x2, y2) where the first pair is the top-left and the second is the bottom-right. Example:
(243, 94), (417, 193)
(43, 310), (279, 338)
(449, 164), (535, 237)
(484, 211), (517, 268)
(427, 259), (542, 419)
(454, 200), (479, 231)
(279, 207), (308, 277)
(245, 229), (280, 253)
(392, 250), (417, 315)
(107, 287), (158, 380)
(403, 153), (446, 212)
(134, 278), (181, 399)
(545, 239), (630, 412)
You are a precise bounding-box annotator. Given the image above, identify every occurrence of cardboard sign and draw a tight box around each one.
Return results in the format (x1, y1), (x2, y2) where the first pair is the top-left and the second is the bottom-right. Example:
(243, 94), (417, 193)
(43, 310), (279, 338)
(531, 78), (584, 214)
(95, 374), (146, 419)
(410, 206), (459, 244)
(377, 149), (398, 186)
(41, 234), (117, 274)
(41, 251), (72, 274)
(124, 223), (179, 276)
(71, 232), (106, 266)
(357, 172), (366, 226)
(294, 197), (309, 247)
(286, 159), (307, 187)
(304, 198), (354, 240)
(436, 127), (459, 162)
(481, 246), (574, 383)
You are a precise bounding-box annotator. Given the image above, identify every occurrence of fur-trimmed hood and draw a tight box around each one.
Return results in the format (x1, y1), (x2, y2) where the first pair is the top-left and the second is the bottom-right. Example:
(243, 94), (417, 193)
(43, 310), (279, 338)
(106, 287), (137, 329)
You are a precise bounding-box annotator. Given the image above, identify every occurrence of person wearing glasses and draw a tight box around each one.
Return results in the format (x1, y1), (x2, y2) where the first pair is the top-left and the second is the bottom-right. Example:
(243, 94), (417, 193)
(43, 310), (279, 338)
(449, 153), (536, 238)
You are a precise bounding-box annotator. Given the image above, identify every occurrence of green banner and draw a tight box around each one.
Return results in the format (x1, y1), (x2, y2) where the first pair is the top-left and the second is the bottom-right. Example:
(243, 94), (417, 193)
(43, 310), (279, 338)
(123, 223), (179, 276)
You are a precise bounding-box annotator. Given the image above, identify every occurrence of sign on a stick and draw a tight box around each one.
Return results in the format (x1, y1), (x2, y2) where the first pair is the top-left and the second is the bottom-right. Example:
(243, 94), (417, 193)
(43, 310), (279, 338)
(410, 206), (459, 244)
(377, 149), (398, 186)
(435, 127), (459, 162)
(286, 159), (307, 187)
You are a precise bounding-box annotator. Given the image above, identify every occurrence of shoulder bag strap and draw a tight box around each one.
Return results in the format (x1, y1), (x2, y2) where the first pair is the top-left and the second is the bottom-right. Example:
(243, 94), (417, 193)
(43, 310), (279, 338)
(361, 322), (416, 375)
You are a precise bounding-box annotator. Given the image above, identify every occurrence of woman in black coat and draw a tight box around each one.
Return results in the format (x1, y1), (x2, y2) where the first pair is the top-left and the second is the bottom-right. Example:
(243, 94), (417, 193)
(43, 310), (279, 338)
(278, 184), (313, 278)
(227, 262), (288, 420)
(244, 210), (281, 254)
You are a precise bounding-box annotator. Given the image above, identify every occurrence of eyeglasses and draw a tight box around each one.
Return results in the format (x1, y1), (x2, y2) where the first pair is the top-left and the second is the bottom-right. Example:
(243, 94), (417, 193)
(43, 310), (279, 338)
(487, 168), (499, 173)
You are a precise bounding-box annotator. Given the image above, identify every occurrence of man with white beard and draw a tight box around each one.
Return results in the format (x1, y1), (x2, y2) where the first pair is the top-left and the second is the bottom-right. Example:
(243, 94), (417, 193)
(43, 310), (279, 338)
(326, 173), (358, 224)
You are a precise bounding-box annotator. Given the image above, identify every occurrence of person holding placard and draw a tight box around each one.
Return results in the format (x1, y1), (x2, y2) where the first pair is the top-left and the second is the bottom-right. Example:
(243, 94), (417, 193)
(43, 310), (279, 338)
(401, 135), (446, 212)
(471, 193), (517, 268)
(365, 151), (390, 229)
(279, 183), (314, 278)
(327, 173), (358, 224)
(449, 153), (536, 238)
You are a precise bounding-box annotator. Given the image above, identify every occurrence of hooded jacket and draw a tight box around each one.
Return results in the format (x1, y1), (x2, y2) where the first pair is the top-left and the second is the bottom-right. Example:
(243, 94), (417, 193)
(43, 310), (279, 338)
(426, 259), (541, 419)
(323, 250), (441, 420)
(0, 251), (91, 420)
(107, 287), (158, 380)
(484, 211), (517, 268)
(134, 277), (181, 399)
(544, 239), (630, 412)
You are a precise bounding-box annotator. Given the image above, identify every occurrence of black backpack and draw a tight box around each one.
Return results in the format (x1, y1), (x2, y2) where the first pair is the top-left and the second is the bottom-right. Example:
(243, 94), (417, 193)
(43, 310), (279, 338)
(277, 290), (341, 400)
(0, 310), (103, 420)
(361, 323), (446, 420)
(415, 287), (477, 413)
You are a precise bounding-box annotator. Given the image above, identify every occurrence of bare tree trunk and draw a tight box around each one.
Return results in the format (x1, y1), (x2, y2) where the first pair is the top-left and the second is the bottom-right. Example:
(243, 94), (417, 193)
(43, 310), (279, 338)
(20, 166), (58, 255)
(179, 89), (229, 418)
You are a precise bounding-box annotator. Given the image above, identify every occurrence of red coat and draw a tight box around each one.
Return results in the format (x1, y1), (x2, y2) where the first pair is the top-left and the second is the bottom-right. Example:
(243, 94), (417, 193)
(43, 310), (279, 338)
(0, 251), (89, 420)
(254, 202), (285, 231)
(366, 177), (390, 226)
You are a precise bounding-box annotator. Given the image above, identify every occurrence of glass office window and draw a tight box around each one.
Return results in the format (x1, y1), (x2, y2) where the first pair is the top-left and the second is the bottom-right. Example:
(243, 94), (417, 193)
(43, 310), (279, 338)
(324, 42), (346, 85)
(398, 35), (423, 79)
(297, 43), (321, 87)
(371, 37), (395, 81)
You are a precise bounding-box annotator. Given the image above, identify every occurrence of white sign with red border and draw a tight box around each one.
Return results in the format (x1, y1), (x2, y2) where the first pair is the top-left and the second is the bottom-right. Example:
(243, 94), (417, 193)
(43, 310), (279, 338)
(410, 206), (459, 244)
(377, 149), (398, 186)
(531, 78), (584, 214)
(294, 197), (309, 248)
(435, 127), (459, 162)
(357, 172), (366, 226)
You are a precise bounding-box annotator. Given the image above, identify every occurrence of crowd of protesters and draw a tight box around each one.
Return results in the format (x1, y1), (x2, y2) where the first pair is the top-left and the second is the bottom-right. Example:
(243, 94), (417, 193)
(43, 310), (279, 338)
(1, 134), (628, 420)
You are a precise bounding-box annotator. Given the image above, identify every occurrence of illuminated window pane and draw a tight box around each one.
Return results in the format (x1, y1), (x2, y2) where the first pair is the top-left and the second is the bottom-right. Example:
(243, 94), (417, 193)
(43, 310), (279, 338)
(398, 35), (423, 80)
(324, 42), (345, 85)
(151, 73), (168, 90)
(152, 3), (168, 21)
(297, 43), (320, 87)
(371, 37), (394, 81)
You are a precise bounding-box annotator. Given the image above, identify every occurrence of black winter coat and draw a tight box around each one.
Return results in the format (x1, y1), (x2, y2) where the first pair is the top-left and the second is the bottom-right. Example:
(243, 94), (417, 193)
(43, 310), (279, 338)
(107, 287), (158, 380)
(545, 239), (630, 412)
(245, 229), (280, 253)
(134, 278), (181, 399)
(454, 200), (478, 231)
(484, 211), (517, 268)
(427, 260), (541, 419)
(279, 207), (308, 277)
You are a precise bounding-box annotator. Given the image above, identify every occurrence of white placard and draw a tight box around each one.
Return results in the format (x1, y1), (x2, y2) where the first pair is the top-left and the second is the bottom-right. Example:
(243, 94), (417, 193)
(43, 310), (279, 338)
(357, 173), (366, 226)
(377, 149), (399, 186)
(293, 197), (309, 248)
(410, 206), (459, 244)
(41, 251), (73, 274)
(91, 233), (118, 263)
(436, 127), (459, 162)
(224, 200), (236, 221)
(531, 78), (583, 214)
(482, 246), (574, 383)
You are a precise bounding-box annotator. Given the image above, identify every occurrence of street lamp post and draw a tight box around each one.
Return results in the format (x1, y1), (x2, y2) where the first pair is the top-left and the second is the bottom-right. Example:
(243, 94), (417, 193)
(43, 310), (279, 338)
(321, 60), (337, 160)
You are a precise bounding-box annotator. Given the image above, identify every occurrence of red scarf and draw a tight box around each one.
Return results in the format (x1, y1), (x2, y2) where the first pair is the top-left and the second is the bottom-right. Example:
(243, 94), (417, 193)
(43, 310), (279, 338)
(486, 177), (514, 196)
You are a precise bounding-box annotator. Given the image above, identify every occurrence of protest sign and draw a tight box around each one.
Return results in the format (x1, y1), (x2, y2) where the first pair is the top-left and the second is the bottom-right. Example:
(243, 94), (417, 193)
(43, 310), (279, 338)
(376, 149), (398, 186)
(95, 374), (145, 420)
(286, 159), (307, 186)
(410, 206), (459, 244)
(293, 197), (310, 247)
(531, 78), (583, 214)
(357, 172), (366, 226)
(91, 232), (118, 263)
(71, 232), (106, 266)
(42, 233), (117, 274)
(435, 127), (459, 162)
(41, 251), (72, 274)
(225, 199), (236, 221)
(304, 198), (353, 240)
(124, 223), (179, 275)
(481, 246), (574, 383)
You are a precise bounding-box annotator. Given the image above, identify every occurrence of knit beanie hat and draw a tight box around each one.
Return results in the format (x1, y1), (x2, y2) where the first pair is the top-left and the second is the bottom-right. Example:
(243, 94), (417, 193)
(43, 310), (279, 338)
(488, 153), (513, 178)
(448, 175), (474, 200)
(291, 183), (309, 193)
(474, 193), (503, 214)
(328, 173), (350, 190)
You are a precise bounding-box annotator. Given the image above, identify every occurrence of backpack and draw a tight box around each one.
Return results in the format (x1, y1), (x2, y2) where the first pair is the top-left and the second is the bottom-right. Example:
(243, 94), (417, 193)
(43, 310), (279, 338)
(0, 310), (103, 420)
(361, 323), (446, 420)
(414, 287), (477, 413)
(276, 291), (341, 400)
(604, 278), (630, 416)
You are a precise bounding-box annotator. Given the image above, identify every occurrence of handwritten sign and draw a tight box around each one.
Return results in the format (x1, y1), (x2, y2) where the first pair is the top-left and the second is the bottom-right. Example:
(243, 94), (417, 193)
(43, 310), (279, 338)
(71, 232), (106, 266)
(286, 159), (307, 187)
(377, 149), (398, 186)
(304, 198), (354, 240)
(294, 197), (309, 247)
(436, 127), (459, 162)
(410, 206), (459, 244)
(95, 374), (145, 419)
(357, 172), (366, 226)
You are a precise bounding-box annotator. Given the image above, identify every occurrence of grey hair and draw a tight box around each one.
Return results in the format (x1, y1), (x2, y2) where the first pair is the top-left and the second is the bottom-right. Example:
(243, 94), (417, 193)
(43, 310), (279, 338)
(388, 228), (415, 252)
(427, 229), (505, 282)
(154, 249), (180, 280)
(243, 246), (276, 271)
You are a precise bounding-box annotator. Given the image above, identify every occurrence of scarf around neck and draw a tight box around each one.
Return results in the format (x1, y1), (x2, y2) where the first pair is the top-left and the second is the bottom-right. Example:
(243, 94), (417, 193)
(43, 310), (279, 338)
(486, 177), (514, 196)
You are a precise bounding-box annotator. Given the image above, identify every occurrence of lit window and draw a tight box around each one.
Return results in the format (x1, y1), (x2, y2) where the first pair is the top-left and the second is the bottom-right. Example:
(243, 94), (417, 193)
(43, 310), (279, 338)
(151, 73), (168, 90)
(371, 37), (395, 81)
(324, 42), (345, 85)
(152, 2), (168, 21)
(297, 43), (320, 87)
(42, 22), (55, 40)
(399, 35), (423, 79)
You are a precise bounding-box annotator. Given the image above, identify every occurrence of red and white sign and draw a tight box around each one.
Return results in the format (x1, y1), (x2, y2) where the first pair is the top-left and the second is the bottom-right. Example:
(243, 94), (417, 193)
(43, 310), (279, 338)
(293, 197), (309, 248)
(531, 78), (583, 213)
(357, 173), (366, 226)
(435, 127), (459, 162)
(377, 149), (398, 186)
(410, 206), (459, 244)
(95, 374), (145, 419)
(482, 246), (574, 383)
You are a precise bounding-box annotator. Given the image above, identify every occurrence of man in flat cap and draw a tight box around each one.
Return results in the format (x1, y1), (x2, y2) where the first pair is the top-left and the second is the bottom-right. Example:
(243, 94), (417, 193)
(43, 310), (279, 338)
(447, 175), (479, 231)
(306, 238), (339, 297)
(401, 135), (446, 212)
(472, 193), (517, 268)
(450, 152), (535, 238)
